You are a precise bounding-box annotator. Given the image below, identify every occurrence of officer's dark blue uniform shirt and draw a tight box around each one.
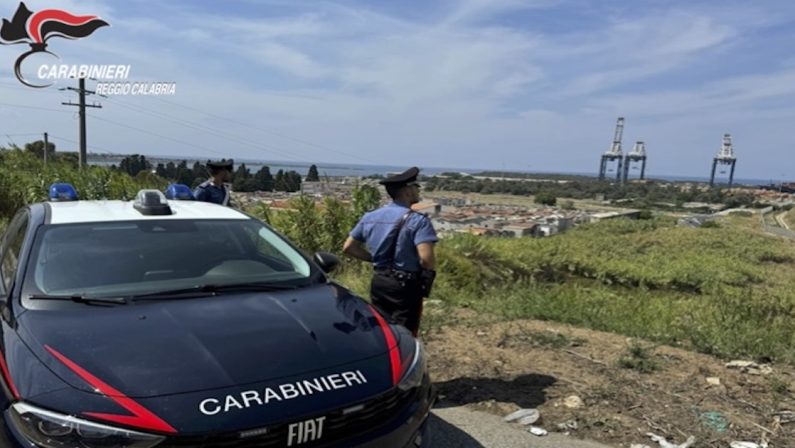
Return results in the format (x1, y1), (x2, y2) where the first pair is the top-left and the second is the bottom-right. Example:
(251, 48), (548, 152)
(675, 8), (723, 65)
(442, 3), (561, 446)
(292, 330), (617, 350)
(193, 180), (230, 206)
(350, 202), (438, 272)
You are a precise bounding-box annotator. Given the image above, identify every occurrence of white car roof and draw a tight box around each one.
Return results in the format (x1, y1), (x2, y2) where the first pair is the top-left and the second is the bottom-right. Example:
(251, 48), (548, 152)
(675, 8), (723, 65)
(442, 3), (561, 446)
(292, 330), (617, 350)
(47, 200), (250, 224)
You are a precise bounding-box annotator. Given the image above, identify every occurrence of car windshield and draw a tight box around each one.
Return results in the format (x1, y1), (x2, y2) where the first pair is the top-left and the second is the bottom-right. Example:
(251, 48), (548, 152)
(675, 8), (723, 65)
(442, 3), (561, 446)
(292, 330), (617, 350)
(23, 219), (317, 300)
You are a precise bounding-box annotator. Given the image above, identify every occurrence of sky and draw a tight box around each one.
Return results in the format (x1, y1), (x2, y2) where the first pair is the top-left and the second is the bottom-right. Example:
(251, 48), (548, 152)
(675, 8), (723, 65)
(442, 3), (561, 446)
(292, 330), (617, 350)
(1, 0), (794, 180)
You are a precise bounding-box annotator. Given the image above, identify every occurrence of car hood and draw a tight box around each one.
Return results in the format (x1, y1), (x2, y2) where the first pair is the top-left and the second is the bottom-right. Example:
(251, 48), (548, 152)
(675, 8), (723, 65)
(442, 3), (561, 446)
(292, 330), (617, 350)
(17, 283), (400, 398)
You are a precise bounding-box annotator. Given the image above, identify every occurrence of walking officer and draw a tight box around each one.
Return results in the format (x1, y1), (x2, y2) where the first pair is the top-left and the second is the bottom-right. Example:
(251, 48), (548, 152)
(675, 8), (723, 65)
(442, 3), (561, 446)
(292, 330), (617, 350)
(194, 159), (234, 206)
(343, 167), (438, 336)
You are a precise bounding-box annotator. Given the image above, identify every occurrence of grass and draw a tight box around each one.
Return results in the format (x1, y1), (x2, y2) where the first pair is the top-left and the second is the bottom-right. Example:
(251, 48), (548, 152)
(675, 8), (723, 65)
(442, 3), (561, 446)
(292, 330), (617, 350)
(337, 214), (795, 365)
(496, 328), (586, 350)
(785, 208), (795, 229)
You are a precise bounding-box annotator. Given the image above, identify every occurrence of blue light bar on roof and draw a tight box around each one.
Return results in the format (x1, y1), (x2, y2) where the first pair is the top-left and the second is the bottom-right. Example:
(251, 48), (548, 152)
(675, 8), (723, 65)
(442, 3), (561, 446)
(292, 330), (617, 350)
(165, 183), (194, 200)
(48, 183), (78, 202)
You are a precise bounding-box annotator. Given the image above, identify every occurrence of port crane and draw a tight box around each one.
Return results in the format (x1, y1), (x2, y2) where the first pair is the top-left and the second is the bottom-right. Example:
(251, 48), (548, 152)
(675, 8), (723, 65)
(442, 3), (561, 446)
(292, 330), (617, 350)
(598, 117), (625, 182)
(709, 134), (737, 188)
(622, 141), (647, 182)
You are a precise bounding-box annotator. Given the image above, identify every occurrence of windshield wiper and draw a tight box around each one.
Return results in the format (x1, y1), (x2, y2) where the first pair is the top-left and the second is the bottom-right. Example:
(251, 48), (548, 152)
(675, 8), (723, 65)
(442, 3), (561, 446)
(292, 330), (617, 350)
(128, 283), (299, 302)
(27, 294), (127, 305)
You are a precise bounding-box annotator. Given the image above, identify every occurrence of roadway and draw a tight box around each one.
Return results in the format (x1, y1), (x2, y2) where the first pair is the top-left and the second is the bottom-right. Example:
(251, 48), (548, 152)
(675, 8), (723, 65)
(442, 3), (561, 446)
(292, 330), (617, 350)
(429, 406), (613, 448)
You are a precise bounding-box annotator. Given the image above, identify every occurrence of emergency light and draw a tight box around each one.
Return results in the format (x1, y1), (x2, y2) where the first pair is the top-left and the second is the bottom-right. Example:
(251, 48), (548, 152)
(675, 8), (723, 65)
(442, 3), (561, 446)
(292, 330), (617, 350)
(48, 183), (78, 202)
(165, 184), (194, 200)
(133, 190), (173, 215)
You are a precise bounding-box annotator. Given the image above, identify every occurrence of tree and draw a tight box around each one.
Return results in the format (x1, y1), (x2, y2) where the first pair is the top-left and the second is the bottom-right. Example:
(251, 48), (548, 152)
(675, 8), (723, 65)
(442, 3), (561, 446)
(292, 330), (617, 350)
(165, 161), (177, 179)
(306, 164), (320, 182)
(24, 140), (55, 160)
(119, 154), (150, 177)
(274, 169), (286, 191)
(254, 166), (274, 191)
(192, 161), (207, 181)
(155, 163), (167, 178)
(285, 170), (302, 192)
(175, 161), (193, 186)
(232, 163), (252, 192)
(534, 192), (557, 206)
(274, 170), (302, 192)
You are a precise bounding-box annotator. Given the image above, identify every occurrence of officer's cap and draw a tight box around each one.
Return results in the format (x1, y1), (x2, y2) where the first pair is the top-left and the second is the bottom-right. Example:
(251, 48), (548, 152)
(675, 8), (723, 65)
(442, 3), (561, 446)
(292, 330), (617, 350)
(206, 159), (234, 170)
(379, 166), (419, 187)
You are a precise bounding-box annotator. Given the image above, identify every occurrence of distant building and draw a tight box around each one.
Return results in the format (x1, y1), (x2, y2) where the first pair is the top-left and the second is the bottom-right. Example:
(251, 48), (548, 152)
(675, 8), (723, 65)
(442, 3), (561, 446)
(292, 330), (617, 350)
(412, 201), (441, 217)
(589, 210), (641, 222)
(502, 223), (537, 238)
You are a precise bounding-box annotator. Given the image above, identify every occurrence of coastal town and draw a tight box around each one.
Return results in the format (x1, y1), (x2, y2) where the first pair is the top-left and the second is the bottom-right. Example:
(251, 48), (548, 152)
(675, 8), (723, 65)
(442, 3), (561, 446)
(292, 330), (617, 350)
(232, 174), (795, 240)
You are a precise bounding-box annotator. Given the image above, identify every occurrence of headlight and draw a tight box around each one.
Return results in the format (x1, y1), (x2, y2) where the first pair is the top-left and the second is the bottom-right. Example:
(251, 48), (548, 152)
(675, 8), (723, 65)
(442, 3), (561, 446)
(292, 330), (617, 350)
(397, 340), (426, 391)
(9, 402), (165, 448)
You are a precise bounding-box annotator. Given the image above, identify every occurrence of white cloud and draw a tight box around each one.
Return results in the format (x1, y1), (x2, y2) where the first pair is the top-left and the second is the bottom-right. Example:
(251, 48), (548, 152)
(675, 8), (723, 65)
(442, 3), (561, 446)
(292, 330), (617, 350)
(1, 0), (793, 177)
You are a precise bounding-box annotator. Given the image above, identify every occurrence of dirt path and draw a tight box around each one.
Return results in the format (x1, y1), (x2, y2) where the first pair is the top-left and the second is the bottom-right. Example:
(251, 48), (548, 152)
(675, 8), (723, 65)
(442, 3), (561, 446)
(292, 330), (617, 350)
(776, 212), (791, 230)
(423, 312), (795, 448)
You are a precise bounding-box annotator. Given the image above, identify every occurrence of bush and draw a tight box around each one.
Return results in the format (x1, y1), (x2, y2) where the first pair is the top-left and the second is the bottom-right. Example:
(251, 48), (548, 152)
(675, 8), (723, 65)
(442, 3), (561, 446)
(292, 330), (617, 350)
(534, 192), (557, 206)
(618, 341), (660, 373)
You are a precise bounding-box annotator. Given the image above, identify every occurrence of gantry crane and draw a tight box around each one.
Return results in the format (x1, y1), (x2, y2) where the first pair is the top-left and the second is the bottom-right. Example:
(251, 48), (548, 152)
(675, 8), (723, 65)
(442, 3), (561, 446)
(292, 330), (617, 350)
(598, 117), (624, 182)
(623, 141), (647, 182)
(709, 134), (737, 188)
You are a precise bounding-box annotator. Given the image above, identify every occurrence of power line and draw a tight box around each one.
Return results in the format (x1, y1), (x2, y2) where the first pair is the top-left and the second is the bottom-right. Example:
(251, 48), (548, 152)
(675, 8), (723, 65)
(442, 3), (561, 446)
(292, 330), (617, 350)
(86, 113), (230, 158)
(144, 95), (377, 164)
(0, 101), (74, 114)
(102, 96), (314, 163)
(48, 134), (124, 156)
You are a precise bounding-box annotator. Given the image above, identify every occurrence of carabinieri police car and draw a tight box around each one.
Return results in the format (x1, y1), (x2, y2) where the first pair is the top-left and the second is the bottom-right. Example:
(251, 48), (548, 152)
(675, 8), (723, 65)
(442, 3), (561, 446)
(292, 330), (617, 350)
(0, 184), (433, 448)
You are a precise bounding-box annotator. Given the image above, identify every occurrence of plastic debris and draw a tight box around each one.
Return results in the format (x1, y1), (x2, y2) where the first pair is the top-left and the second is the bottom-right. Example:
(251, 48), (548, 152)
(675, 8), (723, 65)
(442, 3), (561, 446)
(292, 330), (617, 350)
(503, 408), (539, 424)
(564, 395), (584, 408)
(730, 442), (760, 448)
(699, 411), (728, 433)
(726, 360), (773, 375)
(556, 420), (578, 431)
(528, 426), (548, 436)
(706, 377), (721, 386)
(517, 413), (540, 425)
(647, 432), (696, 448)
(773, 410), (795, 424)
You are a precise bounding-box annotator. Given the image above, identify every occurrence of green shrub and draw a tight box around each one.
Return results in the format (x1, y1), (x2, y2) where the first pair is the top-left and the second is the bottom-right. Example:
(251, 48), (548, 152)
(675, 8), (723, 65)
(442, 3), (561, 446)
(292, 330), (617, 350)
(618, 341), (660, 373)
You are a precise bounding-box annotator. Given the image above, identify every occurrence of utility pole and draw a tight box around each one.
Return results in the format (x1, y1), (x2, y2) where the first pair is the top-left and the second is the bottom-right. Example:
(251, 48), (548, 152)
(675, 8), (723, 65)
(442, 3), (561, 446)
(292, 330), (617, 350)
(61, 78), (102, 169)
(43, 132), (48, 165)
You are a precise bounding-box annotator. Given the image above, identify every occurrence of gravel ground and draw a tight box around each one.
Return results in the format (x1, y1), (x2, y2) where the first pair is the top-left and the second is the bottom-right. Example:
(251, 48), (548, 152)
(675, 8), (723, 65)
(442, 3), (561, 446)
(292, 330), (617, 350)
(430, 406), (613, 448)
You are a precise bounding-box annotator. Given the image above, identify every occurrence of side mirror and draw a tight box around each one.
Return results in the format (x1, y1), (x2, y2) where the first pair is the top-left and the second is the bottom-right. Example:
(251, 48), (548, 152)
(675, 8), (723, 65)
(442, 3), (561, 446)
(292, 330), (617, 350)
(314, 252), (340, 274)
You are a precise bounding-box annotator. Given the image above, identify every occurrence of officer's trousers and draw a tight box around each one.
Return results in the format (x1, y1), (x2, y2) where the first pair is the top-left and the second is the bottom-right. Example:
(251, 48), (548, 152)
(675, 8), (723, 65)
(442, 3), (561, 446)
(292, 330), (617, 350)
(370, 272), (424, 336)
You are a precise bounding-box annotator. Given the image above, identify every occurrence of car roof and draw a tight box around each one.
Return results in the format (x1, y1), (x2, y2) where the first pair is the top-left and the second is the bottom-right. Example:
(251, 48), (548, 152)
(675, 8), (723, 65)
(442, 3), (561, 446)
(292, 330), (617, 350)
(46, 200), (250, 224)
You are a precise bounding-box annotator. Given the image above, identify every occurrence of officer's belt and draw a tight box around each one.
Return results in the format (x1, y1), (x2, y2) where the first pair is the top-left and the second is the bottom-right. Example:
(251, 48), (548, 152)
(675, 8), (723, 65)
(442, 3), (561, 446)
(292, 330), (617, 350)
(374, 267), (419, 280)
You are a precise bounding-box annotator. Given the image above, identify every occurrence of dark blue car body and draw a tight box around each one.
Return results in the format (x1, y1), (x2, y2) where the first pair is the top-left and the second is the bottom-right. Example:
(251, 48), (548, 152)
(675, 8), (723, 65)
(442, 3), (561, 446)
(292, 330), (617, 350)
(0, 202), (433, 448)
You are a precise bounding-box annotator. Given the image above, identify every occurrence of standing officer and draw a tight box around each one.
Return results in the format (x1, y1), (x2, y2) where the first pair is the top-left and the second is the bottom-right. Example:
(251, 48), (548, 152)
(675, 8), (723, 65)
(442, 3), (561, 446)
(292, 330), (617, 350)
(194, 159), (234, 206)
(343, 167), (438, 336)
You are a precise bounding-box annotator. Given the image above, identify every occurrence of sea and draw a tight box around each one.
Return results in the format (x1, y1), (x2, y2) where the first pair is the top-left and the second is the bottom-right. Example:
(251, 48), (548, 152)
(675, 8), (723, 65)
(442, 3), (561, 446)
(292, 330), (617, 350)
(87, 155), (779, 187)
